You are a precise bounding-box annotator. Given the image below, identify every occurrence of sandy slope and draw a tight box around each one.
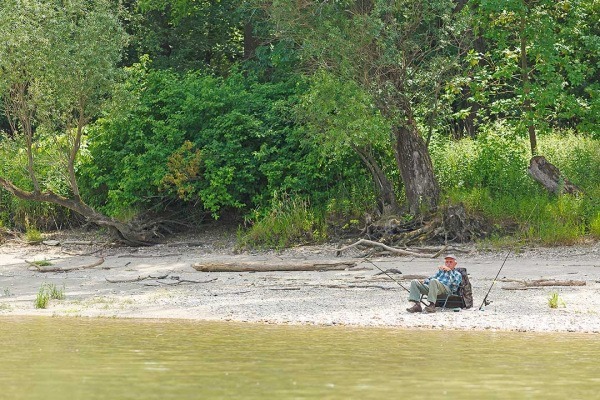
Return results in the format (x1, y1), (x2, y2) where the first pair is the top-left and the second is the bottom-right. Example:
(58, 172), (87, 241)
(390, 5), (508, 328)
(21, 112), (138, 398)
(1, 229), (599, 333)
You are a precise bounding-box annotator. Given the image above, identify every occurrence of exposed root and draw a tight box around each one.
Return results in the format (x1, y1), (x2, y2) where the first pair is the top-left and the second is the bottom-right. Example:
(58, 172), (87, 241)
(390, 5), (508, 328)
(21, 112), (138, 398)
(355, 203), (490, 250)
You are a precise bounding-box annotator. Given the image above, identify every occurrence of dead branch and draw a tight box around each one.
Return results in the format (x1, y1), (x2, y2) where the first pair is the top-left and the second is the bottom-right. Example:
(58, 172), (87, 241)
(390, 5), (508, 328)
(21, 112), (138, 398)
(105, 273), (169, 283)
(336, 239), (436, 258)
(117, 253), (180, 258)
(325, 284), (393, 290)
(160, 277), (218, 285)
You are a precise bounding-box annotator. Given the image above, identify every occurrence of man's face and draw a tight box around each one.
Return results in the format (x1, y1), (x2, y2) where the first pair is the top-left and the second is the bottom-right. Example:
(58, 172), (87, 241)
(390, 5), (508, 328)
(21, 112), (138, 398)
(444, 258), (457, 268)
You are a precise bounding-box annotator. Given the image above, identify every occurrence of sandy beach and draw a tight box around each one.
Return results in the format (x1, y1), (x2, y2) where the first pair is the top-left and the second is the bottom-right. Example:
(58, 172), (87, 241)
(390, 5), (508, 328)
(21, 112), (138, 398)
(1, 229), (599, 333)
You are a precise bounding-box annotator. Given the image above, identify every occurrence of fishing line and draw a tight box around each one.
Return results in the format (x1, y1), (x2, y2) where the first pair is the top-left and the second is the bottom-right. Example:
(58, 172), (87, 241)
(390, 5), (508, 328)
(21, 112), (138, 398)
(363, 258), (428, 306)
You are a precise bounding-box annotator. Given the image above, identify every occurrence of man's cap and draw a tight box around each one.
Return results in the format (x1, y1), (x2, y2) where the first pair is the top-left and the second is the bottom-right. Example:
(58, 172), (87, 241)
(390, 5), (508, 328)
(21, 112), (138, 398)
(444, 254), (457, 260)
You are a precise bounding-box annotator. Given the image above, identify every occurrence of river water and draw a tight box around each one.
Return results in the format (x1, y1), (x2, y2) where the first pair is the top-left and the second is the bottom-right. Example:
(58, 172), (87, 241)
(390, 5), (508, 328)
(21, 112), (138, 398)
(1, 316), (598, 399)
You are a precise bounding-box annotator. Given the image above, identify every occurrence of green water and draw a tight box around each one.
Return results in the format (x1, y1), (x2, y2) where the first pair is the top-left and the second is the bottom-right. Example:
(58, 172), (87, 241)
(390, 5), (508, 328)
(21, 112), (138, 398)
(1, 317), (598, 399)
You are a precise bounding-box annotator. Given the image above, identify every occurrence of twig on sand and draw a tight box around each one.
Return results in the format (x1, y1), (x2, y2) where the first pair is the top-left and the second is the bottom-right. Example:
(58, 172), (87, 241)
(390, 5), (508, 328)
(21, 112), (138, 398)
(325, 284), (393, 290)
(27, 257), (105, 272)
(106, 274), (217, 285)
(106, 273), (170, 283)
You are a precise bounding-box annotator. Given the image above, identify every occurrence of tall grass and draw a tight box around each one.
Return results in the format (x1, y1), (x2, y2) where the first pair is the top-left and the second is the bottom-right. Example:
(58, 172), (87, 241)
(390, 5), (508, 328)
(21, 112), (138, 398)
(238, 193), (328, 250)
(432, 126), (600, 245)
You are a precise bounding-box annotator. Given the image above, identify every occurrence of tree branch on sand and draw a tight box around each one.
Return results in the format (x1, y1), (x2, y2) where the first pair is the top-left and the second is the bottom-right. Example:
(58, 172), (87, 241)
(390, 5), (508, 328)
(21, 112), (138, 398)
(335, 239), (445, 258)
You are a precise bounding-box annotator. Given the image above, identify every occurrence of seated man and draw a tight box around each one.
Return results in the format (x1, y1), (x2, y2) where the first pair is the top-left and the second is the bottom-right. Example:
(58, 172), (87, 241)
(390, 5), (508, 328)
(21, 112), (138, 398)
(406, 254), (462, 313)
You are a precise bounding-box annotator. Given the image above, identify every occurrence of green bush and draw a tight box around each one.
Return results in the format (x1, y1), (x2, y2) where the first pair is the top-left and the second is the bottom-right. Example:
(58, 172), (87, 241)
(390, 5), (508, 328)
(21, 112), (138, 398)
(79, 62), (349, 219)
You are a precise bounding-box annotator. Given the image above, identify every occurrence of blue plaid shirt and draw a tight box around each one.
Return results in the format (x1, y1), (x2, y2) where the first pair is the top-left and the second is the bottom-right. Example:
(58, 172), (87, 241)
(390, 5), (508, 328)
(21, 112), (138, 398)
(424, 269), (462, 294)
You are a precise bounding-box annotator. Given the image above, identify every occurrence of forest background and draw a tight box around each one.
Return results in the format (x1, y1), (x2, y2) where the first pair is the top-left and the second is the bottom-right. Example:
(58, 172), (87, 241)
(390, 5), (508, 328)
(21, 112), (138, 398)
(0, 0), (598, 248)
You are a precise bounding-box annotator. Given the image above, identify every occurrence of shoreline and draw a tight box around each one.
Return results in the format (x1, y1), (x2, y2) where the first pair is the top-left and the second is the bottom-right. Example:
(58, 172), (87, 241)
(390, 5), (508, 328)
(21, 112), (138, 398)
(1, 231), (599, 333)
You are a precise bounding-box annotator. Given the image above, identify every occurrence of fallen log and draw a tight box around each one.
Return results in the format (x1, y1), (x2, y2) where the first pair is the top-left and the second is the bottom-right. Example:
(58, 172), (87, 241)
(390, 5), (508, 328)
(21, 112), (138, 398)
(28, 257), (105, 272)
(501, 279), (586, 289)
(192, 259), (357, 272)
(526, 279), (586, 287)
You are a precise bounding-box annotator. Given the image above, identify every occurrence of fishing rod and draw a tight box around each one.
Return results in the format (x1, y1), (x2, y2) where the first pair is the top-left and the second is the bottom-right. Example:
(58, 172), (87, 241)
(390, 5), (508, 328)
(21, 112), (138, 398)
(478, 203), (539, 311)
(478, 249), (511, 311)
(363, 258), (428, 306)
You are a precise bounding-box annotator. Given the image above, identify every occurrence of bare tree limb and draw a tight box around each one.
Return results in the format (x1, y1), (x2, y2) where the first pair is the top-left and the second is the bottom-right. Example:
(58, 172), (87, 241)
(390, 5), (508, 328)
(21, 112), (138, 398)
(336, 239), (436, 258)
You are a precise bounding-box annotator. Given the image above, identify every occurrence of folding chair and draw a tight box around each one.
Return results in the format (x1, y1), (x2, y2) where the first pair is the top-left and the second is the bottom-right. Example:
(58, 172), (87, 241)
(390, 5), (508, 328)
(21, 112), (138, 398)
(421, 267), (473, 310)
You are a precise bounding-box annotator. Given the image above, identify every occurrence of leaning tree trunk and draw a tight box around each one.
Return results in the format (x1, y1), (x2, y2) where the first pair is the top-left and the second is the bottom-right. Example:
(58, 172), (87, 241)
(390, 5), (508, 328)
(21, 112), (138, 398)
(528, 156), (580, 195)
(0, 177), (151, 245)
(392, 115), (440, 215)
(353, 145), (399, 215)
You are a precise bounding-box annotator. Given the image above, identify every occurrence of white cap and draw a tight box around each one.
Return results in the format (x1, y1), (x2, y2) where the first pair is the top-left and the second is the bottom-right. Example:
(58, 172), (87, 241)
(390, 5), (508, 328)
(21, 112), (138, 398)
(444, 254), (457, 260)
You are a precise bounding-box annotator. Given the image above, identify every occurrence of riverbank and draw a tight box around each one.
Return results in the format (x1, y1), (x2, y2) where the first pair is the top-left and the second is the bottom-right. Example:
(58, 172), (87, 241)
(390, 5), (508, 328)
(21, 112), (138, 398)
(1, 228), (599, 333)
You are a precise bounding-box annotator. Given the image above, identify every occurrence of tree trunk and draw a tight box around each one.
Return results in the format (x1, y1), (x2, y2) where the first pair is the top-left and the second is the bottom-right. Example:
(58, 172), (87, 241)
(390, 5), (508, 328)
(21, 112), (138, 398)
(527, 156), (580, 195)
(243, 22), (259, 60)
(0, 177), (152, 245)
(392, 121), (440, 215)
(354, 146), (399, 215)
(520, 9), (537, 156)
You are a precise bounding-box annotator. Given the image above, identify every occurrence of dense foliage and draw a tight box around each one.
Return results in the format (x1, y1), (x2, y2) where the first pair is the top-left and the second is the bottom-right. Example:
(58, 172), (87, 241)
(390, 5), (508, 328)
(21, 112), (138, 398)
(0, 0), (599, 246)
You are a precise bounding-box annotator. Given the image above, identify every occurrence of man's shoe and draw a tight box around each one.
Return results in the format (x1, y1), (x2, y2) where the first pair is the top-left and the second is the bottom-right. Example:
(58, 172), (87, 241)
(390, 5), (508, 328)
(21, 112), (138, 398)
(406, 302), (422, 313)
(423, 303), (436, 313)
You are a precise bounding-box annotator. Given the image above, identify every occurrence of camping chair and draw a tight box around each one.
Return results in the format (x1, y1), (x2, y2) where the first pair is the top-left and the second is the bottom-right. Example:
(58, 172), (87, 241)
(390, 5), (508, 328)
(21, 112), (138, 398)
(421, 267), (473, 310)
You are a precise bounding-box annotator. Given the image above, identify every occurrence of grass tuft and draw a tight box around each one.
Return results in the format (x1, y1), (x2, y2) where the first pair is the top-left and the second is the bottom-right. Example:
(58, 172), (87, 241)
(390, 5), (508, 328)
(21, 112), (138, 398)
(25, 227), (43, 244)
(34, 283), (66, 309)
(548, 292), (566, 309)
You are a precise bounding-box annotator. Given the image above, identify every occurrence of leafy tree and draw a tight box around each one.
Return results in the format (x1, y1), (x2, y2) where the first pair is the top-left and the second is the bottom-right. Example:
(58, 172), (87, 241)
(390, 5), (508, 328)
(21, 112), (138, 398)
(258, 0), (467, 214)
(127, 0), (247, 72)
(466, 0), (600, 151)
(298, 70), (399, 215)
(0, 0), (150, 244)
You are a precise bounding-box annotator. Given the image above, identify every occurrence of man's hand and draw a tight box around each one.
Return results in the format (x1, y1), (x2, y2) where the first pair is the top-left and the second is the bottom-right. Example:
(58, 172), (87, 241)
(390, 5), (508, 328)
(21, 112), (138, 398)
(438, 266), (451, 271)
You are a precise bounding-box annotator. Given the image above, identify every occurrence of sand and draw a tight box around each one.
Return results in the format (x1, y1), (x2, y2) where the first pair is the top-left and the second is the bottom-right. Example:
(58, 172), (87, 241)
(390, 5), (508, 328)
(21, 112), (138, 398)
(1, 229), (599, 333)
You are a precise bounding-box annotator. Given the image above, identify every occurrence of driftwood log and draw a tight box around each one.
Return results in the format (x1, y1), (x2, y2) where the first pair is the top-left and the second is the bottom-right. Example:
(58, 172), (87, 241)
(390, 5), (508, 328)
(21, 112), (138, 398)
(192, 259), (357, 272)
(528, 155), (580, 195)
(502, 279), (586, 290)
(27, 257), (105, 272)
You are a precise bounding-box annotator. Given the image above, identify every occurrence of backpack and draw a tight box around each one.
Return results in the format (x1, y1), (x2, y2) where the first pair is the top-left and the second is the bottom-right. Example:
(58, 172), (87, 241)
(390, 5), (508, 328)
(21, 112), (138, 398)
(456, 267), (473, 309)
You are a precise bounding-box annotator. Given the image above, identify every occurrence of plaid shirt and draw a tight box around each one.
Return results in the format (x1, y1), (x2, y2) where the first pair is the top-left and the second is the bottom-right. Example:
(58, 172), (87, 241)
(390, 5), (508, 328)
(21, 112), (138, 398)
(424, 269), (462, 294)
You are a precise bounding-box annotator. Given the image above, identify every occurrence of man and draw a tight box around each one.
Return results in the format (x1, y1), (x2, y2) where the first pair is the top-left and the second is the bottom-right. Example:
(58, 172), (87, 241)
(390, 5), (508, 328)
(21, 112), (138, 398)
(406, 254), (462, 313)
